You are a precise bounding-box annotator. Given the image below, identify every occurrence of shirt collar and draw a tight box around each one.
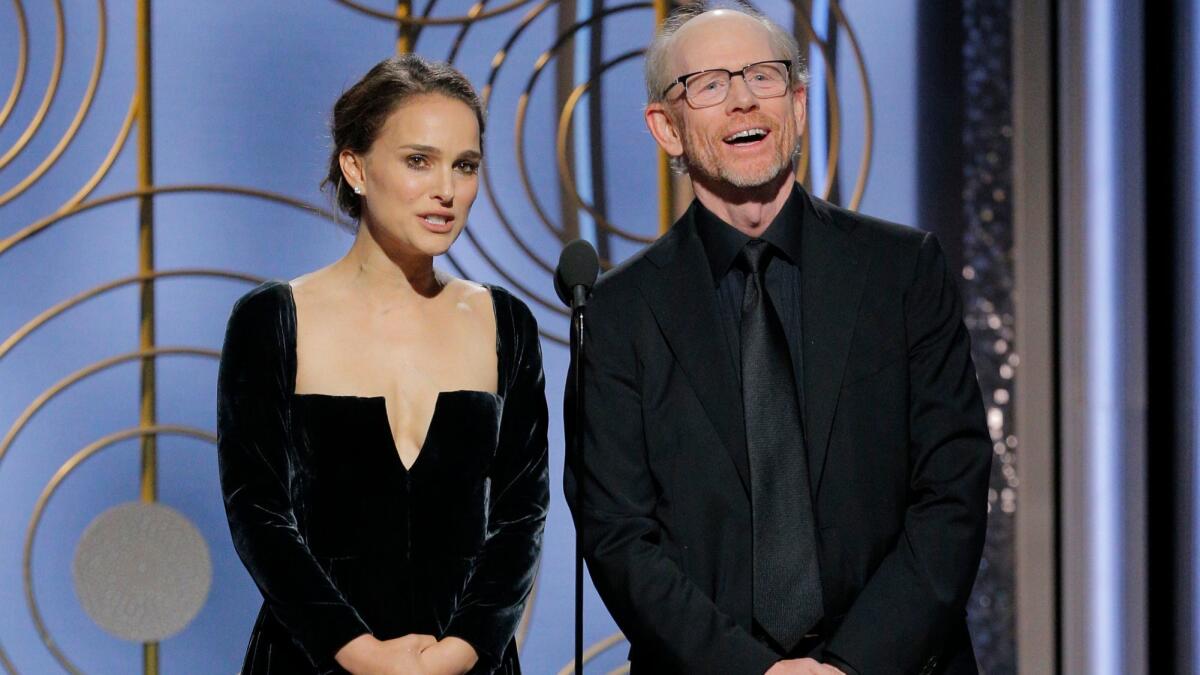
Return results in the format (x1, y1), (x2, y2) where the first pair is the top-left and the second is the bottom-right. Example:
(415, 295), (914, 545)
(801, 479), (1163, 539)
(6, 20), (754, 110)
(693, 184), (806, 284)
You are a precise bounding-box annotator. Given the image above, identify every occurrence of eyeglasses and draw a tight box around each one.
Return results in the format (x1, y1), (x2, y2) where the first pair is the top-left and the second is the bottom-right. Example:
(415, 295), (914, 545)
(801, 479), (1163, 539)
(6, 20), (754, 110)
(662, 59), (792, 108)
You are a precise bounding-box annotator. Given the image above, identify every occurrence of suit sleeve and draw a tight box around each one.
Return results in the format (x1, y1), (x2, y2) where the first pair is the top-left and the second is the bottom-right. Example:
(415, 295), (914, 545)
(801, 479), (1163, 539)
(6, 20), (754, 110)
(217, 289), (371, 672)
(563, 280), (780, 675)
(445, 298), (550, 672)
(823, 233), (991, 674)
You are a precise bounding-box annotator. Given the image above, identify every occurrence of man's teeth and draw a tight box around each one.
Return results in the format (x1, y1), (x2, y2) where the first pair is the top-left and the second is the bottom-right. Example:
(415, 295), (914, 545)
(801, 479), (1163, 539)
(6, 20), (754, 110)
(725, 128), (767, 142)
(425, 215), (448, 224)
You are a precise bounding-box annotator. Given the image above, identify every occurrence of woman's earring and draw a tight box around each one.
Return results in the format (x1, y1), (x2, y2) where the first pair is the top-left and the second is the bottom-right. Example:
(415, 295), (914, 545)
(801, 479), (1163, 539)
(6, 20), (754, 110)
(353, 185), (364, 195)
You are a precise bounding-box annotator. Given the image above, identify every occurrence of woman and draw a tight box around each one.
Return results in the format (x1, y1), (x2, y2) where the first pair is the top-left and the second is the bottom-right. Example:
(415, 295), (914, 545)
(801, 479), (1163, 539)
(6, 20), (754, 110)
(217, 55), (548, 675)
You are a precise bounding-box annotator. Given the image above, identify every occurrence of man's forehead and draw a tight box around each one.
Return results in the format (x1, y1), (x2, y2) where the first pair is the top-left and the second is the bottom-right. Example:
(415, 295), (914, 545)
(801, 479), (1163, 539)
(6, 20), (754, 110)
(670, 11), (776, 70)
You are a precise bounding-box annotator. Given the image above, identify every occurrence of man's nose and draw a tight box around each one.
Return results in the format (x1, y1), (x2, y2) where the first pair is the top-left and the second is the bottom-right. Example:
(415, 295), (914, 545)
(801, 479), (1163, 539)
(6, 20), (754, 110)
(724, 75), (759, 112)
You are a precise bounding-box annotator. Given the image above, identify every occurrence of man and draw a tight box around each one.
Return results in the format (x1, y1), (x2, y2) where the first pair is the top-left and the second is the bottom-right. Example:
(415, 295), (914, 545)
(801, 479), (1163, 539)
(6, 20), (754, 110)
(563, 4), (991, 674)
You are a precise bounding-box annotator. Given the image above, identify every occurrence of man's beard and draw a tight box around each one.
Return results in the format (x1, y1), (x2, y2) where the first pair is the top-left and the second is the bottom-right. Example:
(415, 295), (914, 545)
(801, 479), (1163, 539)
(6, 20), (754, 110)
(681, 118), (800, 189)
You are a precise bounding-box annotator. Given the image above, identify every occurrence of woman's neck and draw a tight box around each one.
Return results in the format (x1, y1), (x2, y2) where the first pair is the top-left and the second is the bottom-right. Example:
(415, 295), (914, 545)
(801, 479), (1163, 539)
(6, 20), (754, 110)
(332, 220), (442, 304)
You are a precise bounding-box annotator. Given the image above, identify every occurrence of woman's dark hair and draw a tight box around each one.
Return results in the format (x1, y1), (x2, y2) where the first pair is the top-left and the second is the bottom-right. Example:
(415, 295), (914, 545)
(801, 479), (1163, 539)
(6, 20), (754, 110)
(323, 55), (486, 221)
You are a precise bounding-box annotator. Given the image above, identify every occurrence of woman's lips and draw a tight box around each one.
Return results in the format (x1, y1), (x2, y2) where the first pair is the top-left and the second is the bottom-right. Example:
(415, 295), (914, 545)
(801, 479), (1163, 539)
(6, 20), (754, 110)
(420, 214), (454, 233)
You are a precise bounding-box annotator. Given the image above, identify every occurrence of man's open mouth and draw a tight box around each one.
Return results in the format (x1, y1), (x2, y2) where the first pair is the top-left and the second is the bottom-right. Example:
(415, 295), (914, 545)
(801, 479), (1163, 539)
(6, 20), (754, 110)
(723, 127), (769, 145)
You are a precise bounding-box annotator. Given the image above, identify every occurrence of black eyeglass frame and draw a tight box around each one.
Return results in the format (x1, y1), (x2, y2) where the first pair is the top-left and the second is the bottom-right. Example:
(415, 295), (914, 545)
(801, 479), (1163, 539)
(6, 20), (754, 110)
(661, 59), (794, 104)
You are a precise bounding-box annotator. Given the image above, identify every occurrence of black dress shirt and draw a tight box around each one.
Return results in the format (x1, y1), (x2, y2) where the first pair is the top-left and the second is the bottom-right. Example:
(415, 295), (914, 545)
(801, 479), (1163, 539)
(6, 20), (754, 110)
(693, 186), (807, 423)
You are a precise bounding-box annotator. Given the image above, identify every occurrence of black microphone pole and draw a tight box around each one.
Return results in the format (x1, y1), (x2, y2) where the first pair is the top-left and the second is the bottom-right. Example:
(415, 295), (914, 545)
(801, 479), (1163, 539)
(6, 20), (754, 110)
(555, 239), (599, 675)
(571, 292), (585, 675)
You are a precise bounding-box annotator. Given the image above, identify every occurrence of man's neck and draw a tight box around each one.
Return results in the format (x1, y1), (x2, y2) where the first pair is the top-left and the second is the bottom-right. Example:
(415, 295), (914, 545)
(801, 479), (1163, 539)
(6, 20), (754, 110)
(690, 168), (796, 237)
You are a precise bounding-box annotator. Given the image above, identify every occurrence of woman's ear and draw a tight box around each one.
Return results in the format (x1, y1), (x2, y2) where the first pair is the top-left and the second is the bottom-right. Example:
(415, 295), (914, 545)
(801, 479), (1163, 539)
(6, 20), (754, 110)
(338, 150), (366, 195)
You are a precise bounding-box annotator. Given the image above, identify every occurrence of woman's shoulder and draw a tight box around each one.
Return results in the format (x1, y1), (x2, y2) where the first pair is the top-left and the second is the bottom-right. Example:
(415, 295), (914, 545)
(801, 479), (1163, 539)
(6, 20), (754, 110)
(473, 282), (532, 319)
(225, 281), (293, 342)
(472, 282), (539, 340)
(229, 280), (291, 318)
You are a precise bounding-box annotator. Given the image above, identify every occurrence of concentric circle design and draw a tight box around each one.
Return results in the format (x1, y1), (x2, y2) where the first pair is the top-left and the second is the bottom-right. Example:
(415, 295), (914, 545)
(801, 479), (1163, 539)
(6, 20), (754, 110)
(439, 0), (875, 345)
(72, 501), (212, 642)
(331, 0), (538, 26)
(0, 0), (30, 130)
(22, 426), (217, 674)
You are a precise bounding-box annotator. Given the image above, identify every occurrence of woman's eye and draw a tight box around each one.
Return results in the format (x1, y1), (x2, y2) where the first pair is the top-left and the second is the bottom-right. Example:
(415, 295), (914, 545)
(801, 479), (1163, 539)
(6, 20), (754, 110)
(406, 155), (429, 169)
(456, 161), (480, 175)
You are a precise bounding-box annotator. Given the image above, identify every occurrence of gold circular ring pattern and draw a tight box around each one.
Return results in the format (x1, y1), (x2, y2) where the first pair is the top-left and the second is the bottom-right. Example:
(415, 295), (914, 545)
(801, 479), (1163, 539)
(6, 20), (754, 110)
(0, 270), (261, 361)
(553, 49), (653, 248)
(330, 0), (538, 26)
(555, 631), (629, 675)
(0, 0), (30, 130)
(0, 0), (108, 206)
(0, 184), (343, 258)
(56, 93), (137, 214)
(513, 4), (655, 250)
(789, 0), (843, 200)
(0, 0), (64, 170)
(0, 348), (220, 471)
(448, 0), (569, 321)
(828, 0), (872, 208)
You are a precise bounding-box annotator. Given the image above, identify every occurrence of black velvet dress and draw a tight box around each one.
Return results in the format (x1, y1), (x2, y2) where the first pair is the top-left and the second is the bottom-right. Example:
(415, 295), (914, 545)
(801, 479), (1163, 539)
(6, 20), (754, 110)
(217, 281), (549, 675)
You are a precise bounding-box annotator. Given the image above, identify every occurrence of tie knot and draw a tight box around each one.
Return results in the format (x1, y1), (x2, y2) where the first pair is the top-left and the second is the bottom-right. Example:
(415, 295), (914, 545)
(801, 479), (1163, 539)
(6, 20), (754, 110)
(740, 239), (772, 276)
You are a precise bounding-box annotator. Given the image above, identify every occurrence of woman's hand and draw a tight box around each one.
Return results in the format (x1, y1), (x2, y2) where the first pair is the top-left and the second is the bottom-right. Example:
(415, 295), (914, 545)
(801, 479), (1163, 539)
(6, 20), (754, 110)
(418, 637), (479, 675)
(335, 633), (438, 674)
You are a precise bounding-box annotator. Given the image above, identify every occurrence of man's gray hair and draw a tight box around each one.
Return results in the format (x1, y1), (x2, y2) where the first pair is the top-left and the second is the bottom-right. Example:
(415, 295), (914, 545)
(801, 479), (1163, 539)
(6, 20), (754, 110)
(643, 1), (810, 106)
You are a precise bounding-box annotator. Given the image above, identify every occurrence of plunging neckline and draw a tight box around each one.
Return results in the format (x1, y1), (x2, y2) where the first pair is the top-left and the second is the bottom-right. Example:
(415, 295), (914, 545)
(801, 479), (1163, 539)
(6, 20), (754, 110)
(284, 282), (502, 470)
(294, 390), (499, 472)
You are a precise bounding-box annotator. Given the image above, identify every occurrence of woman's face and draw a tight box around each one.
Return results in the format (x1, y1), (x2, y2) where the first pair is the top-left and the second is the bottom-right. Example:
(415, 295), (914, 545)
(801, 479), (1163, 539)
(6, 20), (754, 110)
(347, 93), (482, 257)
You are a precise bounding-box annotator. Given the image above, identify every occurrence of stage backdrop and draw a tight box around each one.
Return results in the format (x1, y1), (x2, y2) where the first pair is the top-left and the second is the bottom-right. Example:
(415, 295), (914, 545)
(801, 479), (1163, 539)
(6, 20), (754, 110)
(0, 1), (1015, 673)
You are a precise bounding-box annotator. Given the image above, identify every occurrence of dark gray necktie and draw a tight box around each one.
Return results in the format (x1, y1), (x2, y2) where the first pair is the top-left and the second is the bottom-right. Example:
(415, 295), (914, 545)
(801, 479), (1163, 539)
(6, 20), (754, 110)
(739, 239), (823, 650)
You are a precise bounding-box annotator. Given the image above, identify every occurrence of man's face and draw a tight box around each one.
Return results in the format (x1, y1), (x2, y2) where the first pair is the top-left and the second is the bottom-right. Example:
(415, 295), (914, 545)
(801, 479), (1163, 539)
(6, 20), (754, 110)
(650, 11), (807, 189)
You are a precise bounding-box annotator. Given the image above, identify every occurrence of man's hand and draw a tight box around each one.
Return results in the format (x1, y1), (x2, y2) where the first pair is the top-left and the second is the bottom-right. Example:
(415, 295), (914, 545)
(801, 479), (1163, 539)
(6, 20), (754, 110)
(334, 633), (437, 675)
(418, 636), (480, 675)
(764, 658), (846, 675)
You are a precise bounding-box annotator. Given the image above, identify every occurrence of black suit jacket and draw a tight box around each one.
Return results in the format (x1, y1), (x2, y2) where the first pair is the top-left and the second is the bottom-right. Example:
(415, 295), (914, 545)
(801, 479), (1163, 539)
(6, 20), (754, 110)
(564, 188), (991, 675)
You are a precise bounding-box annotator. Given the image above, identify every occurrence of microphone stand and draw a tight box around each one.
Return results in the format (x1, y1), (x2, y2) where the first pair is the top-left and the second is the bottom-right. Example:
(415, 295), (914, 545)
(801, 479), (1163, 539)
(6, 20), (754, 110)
(571, 285), (586, 675)
(557, 238), (598, 675)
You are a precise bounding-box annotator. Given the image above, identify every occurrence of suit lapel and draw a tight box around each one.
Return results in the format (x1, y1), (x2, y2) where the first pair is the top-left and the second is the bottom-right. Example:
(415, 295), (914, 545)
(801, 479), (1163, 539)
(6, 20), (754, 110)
(800, 194), (870, 496)
(639, 210), (751, 496)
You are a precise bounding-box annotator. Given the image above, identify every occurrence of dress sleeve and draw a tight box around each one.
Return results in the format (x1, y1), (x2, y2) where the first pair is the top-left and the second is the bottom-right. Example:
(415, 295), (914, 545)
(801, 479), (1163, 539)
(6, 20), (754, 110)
(444, 294), (550, 672)
(217, 285), (371, 672)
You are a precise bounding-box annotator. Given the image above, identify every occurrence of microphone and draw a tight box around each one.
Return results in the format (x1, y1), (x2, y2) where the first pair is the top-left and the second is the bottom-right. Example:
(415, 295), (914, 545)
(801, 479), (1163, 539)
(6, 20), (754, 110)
(556, 238), (600, 675)
(554, 239), (600, 308)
